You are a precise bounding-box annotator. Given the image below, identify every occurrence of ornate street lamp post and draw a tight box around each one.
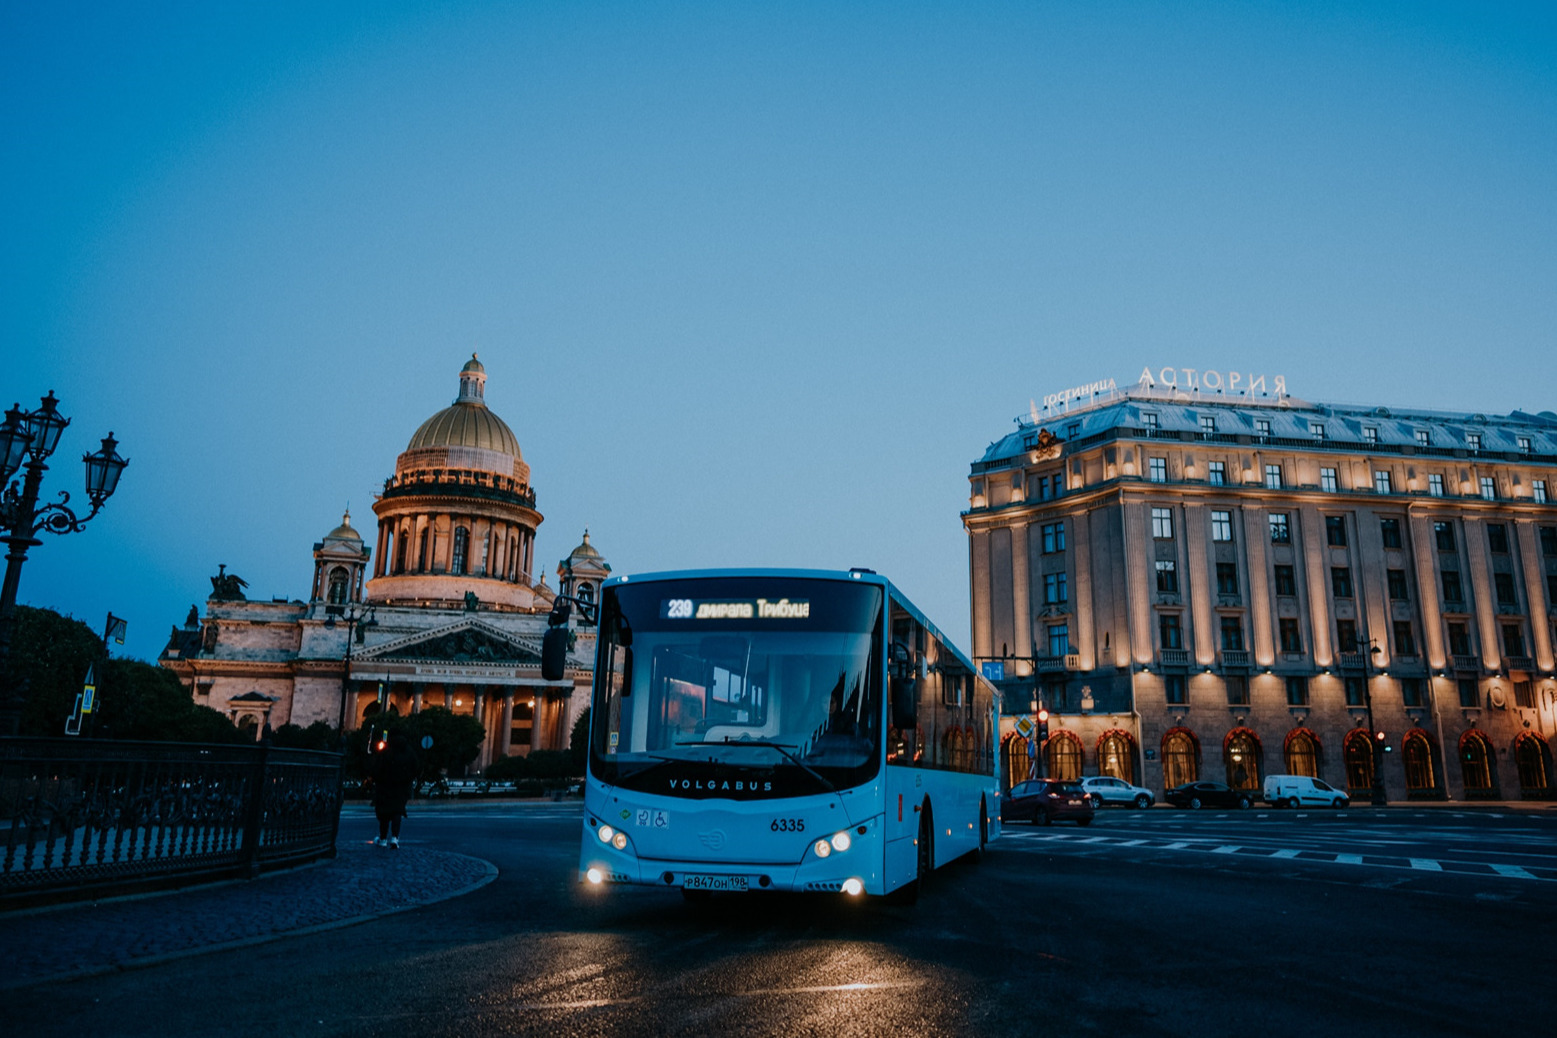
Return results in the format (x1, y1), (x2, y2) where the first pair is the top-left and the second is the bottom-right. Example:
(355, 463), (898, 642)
(1362, 639), (1387, 806)
(326, 603), (377, 734)
(0, 393), (128, 735)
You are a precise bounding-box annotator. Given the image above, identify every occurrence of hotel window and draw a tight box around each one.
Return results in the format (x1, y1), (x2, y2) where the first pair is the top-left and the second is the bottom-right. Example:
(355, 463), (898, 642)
(1279, 618), (1303, 653)
(1152, 508), (1174, 539)
(1159, 614), (1183, 650)
(1447, 622), (1471, 656)
(1331, 566), (1354, 598)
(1325, 515), (1347, 546)
(1255, 418), (1271, 438)
(1480, 476), (1497, 500)
(1467, 432), (1482, 451)
(1457, 679), (1478, 708)
(1211, 510), (1233, 542)
(1534, 479), (1548, 503)
(1515, 681), (1535, 709)
(1393, 621), (1416, 656)
(1380, 518), (1402, 548)
(1268, 512), (1291, 543)
(1285, 677), (1308, 706)
(1042, 522), (1066, 553)
(1364, 427), (1379, 445)
(1265, 464), (1284, 489)
(1518, 436), (1532, 454)
(1164, 674), (1187, 705)
(1336, 619), (1358, 653)
(1503, 623), (1526, 657)
(1495, 572), (1517, 606)
(1216, 561), (1239, 596)
(1200, 415), (1217, 436)
(1488, 523), (1509, 553)
(1219, 616), (1244, 650)
(1401, 678), (1424, 707)
(1549, 573), (1557, 602)
(1143, 412), (1160, 434)
(1345, 676), (1366, 707)
(1320, 467), (1338, 492)
(1433, 521), (1455, 551)
(1052, 473), (1065, 497)
(1415, 429), (1430, 447)
(1208, 461), (1226, 484)
(1044, 572), (1069, 605)
(1428, 473), (1445, 497)
(1373, 470), (1392, 494)
(1155, 560), (1179, 594)
(1441, 570), (1465, 604)
(1048, 624), (1071, 657)
(1066, 423), (1081, 439)
(1387, 568), (1410, 601)
(1310, 421), (1326, 440)
(1541, 526), (1557, 557)
(1225, 675), (1249, 706)
(1149, 457), (1167, 482)
(1273, 565), (1296, 597)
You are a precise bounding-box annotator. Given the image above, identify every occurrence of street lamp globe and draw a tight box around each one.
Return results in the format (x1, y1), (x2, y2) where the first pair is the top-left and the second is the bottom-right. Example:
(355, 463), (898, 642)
(83, 432), (129, 506)
(0, 404), (29, 482)
(28, 391), (70, 458)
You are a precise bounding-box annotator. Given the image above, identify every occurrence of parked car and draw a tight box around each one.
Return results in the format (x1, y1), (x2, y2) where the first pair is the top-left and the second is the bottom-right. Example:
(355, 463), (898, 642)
(1263, 774), (1349, 809)
(1081, 776), (1156, 809)
(1002, 779), (1097, 826)
(1165, 781), (1254, 810)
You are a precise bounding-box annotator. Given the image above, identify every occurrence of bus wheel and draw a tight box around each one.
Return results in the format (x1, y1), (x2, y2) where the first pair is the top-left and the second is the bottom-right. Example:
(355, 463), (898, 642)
(886, 805), (932, 905)
(967, 799), (988, 864)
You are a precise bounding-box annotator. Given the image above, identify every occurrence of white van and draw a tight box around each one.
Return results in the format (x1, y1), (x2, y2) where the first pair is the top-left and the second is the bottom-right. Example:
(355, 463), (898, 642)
(1263, 774), (1349, 809)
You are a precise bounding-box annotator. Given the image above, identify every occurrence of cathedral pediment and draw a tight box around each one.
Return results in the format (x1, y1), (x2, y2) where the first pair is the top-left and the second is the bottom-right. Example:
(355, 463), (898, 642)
(361, 621), (543, 666)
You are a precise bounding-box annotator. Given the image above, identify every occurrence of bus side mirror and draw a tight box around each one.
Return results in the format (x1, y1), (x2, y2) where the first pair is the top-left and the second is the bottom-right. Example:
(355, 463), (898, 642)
(541, 626), (569, 681)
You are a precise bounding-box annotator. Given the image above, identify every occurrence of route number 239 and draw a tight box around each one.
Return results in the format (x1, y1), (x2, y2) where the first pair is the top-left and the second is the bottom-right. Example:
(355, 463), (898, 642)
(770, 818), (805, 832)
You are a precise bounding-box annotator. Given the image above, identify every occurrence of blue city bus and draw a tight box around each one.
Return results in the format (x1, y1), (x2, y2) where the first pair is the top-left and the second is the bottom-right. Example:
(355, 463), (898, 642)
(571, 568), (1001, 903)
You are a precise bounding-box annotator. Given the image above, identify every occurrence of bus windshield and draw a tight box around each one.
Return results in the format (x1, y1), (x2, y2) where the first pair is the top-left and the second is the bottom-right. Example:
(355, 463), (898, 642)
(590, 577), (884, 799)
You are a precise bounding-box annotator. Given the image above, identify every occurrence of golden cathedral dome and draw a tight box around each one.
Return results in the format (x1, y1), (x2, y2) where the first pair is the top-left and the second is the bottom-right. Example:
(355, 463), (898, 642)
(404, 353), (523, 459)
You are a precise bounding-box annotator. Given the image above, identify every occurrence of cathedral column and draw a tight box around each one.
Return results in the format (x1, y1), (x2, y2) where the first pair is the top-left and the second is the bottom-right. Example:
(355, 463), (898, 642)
(499, 692), (514, 756)
(472, 686), (488, 769)
(413, 686), (424, 713)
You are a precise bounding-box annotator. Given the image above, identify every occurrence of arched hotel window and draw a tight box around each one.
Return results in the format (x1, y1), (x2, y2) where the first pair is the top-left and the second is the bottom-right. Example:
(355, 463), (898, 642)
(1162, 729), (1199, 789)
(1046, 731), (1083, 781)
(1403, 730), (1436, 792)
(942, 728), (967, 772)
(1459, 730), (1496, 795)
(451, 526), (469, 576)
(1223, 729), (1262, 791)
(1003, 733), (1029, 789)
(1514, 733), (1552, 794)
(1344, 729), (1374, 792)
(1097, 730), (1135, 784)
(1284, 729), (1320, 778)
(326, 567), (348, 605)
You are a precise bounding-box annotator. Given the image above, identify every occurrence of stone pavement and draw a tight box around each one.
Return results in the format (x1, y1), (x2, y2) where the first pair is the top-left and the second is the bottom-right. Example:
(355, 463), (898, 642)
(0, 838), (497, 991)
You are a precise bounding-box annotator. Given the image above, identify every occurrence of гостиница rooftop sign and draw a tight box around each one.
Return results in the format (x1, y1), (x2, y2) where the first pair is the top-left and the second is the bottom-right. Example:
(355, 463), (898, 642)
(1034, 366), (1290, 415)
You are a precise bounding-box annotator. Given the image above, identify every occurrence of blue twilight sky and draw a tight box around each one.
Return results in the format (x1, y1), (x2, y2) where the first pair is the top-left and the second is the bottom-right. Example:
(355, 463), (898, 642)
(3, 1), (1554, 663)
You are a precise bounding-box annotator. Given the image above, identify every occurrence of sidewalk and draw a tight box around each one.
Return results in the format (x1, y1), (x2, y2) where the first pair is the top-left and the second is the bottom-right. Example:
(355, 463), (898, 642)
(0, 840), (497, 991)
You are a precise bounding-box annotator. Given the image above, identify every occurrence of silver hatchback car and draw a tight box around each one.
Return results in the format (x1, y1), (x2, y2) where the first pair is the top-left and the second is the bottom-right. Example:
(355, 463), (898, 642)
(1080, 776), (1156, 809)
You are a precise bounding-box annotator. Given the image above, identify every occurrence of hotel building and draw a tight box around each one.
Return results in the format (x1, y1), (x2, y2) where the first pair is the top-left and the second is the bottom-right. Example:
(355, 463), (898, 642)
(964, 381), (1557, 801)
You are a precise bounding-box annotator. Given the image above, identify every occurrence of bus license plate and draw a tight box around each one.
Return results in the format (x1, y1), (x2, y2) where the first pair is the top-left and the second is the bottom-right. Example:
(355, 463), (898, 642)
(682, 874), (748, 892)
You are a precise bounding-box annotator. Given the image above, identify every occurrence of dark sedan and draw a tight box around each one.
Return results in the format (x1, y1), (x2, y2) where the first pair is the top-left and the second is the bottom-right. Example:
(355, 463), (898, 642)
(1165, 781), (1255, 810)
(1002, 779), (1097, 826)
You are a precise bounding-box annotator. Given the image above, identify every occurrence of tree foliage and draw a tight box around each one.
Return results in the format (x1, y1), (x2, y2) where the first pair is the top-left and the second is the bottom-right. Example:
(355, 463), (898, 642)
(352, 706), (484, 782)
(270, 720), (340, 750)
(7, 605), (243, 742)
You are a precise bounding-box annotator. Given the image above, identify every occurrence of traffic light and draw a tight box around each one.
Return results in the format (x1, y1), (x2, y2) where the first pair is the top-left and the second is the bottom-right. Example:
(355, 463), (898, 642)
(1037, 708), (1050, 742)
(1375, 730), (1393, 753)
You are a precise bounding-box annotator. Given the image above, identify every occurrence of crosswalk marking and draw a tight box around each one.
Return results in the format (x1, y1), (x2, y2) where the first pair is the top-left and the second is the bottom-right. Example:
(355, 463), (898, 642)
(1272, 848), (1301, 859)
(1491, 864), (1535, 879)
(1335, 854), (1364, 865)
(1212, 845), (1240, 854)
(1410, 859), (1442, 871)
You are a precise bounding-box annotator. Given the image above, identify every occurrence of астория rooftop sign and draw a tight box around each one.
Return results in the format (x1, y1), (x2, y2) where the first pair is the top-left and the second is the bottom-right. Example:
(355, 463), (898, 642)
(1136, 366), (1287, 396)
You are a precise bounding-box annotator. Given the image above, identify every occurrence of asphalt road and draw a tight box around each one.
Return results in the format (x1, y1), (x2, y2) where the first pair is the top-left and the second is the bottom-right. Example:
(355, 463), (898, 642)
(14, 802), (1557, 1038)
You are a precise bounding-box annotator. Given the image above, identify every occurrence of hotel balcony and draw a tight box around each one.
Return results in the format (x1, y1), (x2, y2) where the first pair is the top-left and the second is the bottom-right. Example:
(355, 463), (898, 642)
(1219, 649), (1252, 669)
(1159, 649), (1190, 668)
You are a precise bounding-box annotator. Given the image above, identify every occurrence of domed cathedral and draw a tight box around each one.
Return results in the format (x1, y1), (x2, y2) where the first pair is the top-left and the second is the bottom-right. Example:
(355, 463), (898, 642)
(367, 355), (545, 610)
(160, 356), (610, 773)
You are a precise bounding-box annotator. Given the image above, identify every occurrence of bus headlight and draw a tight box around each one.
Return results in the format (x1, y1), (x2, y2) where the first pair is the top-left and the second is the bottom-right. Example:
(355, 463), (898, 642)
(814, 838), (832, 858)
(841, 877), (863, 896)
(586, 868), (603, 885)
(598, 825), (615, 844)
(831, 831), (852, 853)
(612, 831), (627, 850)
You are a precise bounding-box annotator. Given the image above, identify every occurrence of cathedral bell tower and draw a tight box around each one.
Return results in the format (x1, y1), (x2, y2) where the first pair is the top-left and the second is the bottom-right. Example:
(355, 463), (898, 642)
(311, 510), (371, 609)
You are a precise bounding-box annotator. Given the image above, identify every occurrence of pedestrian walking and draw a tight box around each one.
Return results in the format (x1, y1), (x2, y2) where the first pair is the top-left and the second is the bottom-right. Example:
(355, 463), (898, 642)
(368, 727), (419, 849)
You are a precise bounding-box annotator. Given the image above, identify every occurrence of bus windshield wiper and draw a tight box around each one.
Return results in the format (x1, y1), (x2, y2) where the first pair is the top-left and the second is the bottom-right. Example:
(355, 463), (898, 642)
(675, 739), (837, 793)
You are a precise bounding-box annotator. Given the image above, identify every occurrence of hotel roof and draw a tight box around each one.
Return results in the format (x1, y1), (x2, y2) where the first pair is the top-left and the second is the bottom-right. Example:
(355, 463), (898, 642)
(978, 387), (1557, 468)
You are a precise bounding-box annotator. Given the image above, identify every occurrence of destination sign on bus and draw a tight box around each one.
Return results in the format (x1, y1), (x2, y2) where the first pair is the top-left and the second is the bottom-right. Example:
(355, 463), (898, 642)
(661, 598), (812, 620)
